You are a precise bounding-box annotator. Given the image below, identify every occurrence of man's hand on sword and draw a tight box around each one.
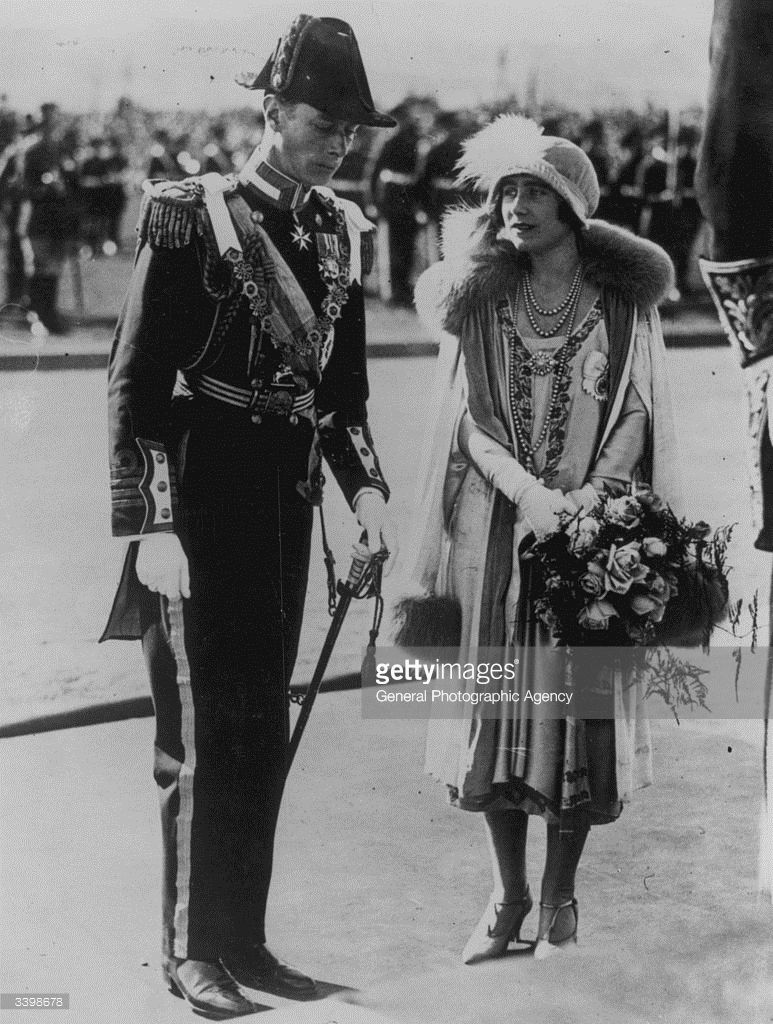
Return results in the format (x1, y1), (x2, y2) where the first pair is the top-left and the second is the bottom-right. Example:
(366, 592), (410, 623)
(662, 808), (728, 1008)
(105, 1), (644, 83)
(354, 491), (398, 575)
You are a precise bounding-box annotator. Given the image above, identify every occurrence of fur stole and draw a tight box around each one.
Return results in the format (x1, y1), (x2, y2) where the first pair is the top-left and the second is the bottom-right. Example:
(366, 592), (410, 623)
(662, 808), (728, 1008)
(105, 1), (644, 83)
(415, 206), (675, 337)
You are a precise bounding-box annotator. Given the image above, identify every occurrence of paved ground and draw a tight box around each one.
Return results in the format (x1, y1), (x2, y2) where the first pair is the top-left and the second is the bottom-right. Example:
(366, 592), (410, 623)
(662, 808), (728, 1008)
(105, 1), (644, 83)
(1, 291), (772, 1021)
(1, 710), (771, 1024)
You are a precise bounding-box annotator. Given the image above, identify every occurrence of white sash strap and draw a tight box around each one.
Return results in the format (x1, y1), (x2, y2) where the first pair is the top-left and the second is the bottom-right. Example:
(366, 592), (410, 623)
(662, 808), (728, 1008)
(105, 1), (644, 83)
(199, 172), (242, 257)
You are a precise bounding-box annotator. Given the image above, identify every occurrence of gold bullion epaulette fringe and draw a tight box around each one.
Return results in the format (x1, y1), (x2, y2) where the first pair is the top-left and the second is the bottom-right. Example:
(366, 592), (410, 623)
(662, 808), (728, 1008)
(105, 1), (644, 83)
(361, 229), (374, 278)
(138, 178), (211, 249)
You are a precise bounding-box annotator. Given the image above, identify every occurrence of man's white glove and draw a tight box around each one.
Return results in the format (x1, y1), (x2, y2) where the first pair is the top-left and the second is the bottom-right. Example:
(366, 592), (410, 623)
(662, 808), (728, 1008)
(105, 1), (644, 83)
(518, 481), (575, 537)
(135, 533), (191, 601)
(353, 491), (398, 576)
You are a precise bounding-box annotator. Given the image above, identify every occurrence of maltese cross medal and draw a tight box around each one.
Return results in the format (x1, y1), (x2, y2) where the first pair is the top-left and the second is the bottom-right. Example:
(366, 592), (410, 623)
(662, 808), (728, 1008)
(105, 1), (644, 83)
(291, 220), (312, 251)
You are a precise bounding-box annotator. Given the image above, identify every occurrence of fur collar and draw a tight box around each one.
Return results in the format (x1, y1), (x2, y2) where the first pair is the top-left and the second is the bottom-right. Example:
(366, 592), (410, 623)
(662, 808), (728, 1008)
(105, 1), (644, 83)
(416, 205), (674, 336)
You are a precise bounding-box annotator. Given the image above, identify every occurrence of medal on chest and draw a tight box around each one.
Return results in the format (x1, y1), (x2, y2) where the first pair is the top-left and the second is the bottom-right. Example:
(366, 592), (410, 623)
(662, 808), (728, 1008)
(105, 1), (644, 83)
(290, 213), (312, 251)
(312, 230), (351, 369)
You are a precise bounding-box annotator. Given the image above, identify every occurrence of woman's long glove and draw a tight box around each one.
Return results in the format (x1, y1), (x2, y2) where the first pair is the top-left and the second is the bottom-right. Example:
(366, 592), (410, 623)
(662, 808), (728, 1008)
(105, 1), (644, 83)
(460, 413), (574, 536)
(518, 481), (576, 537)
(565, 483), (600, 513)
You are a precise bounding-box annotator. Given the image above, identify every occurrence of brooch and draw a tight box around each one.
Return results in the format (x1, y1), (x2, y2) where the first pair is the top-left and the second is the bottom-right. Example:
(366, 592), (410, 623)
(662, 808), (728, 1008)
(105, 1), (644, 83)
(581, 350), (609, 401)
(526, 349), (557, 376)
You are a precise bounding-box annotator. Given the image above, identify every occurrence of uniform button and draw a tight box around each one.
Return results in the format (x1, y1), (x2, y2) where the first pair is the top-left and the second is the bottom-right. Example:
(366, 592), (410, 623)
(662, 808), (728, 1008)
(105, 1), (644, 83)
(350, 427), (360, 435)
(289, 414), (299, 425)
(155, 453), (166, 464)
(251, 413), (262, 424)
(369, 468), (380, 477)
(160, 508), (171, 519)
(360, 447), (370, 456)
(250, 210), (264, 224)
(250, 378), (261, 388)
(157, 481), (168, 493)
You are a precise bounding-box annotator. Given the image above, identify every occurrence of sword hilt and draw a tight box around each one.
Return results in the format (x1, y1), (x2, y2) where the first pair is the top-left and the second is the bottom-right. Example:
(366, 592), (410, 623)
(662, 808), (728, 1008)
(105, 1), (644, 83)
(342, 531), (388, 597)
(345, 533), (372, 588)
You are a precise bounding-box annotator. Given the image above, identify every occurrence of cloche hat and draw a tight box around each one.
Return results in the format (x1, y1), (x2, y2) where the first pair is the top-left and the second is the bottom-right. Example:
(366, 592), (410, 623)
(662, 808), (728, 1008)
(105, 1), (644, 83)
(237, 14), (396, 129)
(456, 114), (600, 224)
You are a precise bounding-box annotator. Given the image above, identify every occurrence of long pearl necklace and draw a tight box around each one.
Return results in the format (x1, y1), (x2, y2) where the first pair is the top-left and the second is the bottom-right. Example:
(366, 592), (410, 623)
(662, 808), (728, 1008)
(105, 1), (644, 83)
(523, 261), (584, 338)
(507, 278), (583, 473)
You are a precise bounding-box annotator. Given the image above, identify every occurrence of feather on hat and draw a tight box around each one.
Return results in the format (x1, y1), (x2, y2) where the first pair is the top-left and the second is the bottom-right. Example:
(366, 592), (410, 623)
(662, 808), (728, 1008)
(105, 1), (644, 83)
(455, 114), (600, 224)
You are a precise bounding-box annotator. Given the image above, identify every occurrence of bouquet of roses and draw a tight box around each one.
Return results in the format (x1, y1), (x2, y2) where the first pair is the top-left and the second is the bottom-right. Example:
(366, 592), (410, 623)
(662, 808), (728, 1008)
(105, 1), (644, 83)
(524, 487), (731, 648)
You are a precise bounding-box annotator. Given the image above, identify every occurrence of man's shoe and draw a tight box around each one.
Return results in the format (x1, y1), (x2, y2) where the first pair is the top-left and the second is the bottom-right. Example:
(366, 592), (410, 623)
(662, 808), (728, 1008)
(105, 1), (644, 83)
(163, 958), (258, 1020)
(220, 944), (318, 1001)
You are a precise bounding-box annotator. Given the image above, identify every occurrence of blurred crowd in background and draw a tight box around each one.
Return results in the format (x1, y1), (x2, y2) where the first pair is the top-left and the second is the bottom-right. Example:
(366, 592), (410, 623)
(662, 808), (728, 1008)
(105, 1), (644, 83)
(0, 92), (704, 333)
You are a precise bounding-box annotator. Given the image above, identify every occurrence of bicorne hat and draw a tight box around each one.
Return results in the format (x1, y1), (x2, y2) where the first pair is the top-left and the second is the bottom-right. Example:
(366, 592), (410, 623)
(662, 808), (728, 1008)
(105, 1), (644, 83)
(237, 14), (396, 129)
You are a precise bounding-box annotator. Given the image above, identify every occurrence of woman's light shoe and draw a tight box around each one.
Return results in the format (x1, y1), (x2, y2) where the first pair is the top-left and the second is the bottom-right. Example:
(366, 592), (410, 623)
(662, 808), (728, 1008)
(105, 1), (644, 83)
(533, 898), (579, 960)
(462, 887), (533, 964)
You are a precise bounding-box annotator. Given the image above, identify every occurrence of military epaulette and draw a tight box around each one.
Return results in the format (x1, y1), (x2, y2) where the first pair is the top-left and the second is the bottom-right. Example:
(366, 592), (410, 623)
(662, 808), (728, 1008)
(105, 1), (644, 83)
(360, 229), (375, 278)
(334, 194), (376, 280)
(315, 189), (376, 283)
(137, 178), (208, 249)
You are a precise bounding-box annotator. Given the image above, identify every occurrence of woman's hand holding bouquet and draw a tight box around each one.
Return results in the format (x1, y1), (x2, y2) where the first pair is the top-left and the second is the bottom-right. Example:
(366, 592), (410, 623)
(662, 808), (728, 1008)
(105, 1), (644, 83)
(524, 486), (731, 649)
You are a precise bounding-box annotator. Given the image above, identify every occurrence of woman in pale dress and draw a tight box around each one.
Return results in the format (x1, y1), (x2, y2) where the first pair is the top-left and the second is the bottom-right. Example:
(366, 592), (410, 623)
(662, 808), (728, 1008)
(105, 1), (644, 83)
(405, 116), (680, 961)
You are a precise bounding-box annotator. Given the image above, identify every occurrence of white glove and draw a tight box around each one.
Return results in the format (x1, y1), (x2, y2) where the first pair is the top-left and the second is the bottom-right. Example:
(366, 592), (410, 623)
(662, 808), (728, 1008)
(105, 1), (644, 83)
(459, 413), (573, 535)
(459, 414), (534, 499)
(518, 481), (575, 537)
(566, 483), (600, 513)
(354, 491), (398, 576)
(135, 533), (190, 601)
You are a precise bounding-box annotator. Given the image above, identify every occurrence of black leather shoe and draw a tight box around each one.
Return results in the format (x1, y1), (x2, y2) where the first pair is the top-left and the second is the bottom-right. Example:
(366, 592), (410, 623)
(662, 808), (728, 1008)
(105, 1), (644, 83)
(163, 958), (258, 1020)
(220, 945), (318, 1001)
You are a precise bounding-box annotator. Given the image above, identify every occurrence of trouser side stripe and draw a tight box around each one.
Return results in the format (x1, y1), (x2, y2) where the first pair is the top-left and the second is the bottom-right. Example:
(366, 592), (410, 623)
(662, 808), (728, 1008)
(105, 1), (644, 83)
(167, 596), (196, 959)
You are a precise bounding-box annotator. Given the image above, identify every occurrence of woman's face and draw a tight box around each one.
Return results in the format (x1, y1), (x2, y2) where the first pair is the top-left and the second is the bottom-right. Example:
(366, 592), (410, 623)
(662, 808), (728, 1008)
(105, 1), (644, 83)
(499, 174), (574, 255)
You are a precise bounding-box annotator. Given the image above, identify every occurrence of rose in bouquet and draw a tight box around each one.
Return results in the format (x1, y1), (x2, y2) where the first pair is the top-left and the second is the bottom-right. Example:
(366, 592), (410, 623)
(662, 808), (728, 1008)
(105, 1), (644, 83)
(524, 487), (730, 648)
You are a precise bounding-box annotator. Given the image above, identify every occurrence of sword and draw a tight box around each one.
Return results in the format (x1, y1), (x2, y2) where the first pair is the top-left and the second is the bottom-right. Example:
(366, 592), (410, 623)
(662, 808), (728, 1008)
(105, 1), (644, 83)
(287, 533), (385, 771)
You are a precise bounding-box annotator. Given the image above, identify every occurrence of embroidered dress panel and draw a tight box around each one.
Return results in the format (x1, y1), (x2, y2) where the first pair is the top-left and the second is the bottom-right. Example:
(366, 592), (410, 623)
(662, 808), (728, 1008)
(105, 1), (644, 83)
(498, 298), (604, 483)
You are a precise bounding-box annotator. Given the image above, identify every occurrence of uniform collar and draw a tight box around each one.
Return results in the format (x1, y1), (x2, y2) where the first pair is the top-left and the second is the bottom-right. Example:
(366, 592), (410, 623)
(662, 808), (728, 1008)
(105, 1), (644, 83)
(237, 153), (310, 211)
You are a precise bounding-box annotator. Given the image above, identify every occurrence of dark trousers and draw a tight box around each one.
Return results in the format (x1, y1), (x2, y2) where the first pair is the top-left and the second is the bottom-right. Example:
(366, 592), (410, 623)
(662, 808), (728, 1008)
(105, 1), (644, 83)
(140, 416), (314, 961)
(382, 188), (418, 305)
(3, 208), (25, 303)
(387, 209), (418, 305)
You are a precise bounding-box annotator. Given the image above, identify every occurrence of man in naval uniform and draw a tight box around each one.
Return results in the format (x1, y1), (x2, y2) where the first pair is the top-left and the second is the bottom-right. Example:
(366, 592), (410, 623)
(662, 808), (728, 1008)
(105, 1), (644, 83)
(101, 15), (397, 1020)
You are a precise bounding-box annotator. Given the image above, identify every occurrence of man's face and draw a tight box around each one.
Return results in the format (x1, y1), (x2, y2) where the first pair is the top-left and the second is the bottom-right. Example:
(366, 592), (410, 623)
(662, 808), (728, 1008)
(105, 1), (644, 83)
(499, 174), (573, 255)
(267, 100), (357, 187)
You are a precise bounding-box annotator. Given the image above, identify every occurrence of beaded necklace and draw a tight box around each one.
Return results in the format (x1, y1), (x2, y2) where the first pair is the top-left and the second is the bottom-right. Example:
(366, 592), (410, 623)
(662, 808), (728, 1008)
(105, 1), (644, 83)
(523, 261), (584, 338)
(505, 276), (584, 474)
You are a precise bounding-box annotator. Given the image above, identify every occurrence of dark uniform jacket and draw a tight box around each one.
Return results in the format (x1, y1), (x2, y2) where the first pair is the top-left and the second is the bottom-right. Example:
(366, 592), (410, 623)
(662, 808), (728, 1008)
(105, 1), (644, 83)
(103, 166), (389, 638)
(20, 136), (78, 241)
